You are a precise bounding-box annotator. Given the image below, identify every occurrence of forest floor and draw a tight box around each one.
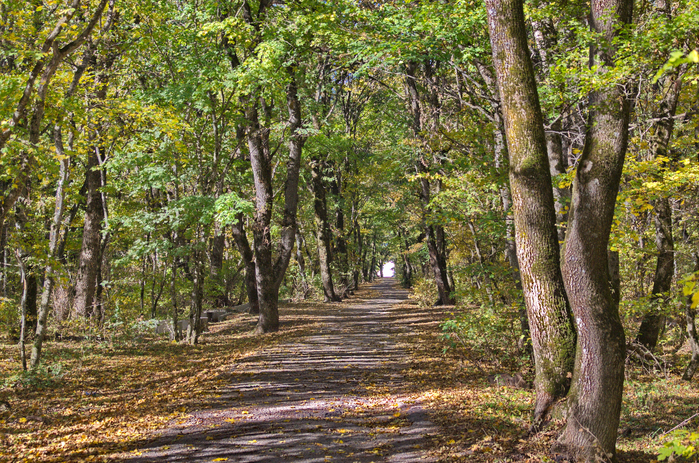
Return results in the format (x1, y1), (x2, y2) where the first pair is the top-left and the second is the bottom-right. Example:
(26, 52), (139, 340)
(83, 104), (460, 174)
(0, 278), (694, 462)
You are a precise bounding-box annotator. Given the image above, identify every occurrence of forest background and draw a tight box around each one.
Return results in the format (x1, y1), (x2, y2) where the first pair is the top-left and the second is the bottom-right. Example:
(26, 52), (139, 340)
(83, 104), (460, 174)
(1, 0), (699, 461)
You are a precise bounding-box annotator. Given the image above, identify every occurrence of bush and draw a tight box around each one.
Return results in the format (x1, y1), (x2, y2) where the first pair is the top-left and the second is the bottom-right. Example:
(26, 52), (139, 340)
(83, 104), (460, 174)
(408, 277), (438, 308)
(658, 430), (699, 461)
(0, 297), (19, 341)
(441, 298), (529, 370)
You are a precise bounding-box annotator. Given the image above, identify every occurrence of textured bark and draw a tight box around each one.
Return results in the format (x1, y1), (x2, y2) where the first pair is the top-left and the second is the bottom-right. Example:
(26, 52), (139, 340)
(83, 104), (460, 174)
(73, 147), (105, 318)
(477, 61), (531, 343)
(311, 158), (341, 302)
(485, 0), (576, 429)
(556, 1), (633, 459)
(248, 74), (305, 334)
(74, 41), (117, 318)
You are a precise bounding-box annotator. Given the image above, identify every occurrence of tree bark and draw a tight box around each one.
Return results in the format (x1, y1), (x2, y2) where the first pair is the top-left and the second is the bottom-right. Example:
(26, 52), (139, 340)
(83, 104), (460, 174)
(186, 248), (204, 345)
(330, 165), (350, 293)
(248, 72), (305, 334)
(485, 0), (576, 429)
(30, 126), (71, 369)
(231, 214), (259, 314)
(73, 147), (105, 318)
(311, 157), (341, 302)
(556, 1), (633, 459)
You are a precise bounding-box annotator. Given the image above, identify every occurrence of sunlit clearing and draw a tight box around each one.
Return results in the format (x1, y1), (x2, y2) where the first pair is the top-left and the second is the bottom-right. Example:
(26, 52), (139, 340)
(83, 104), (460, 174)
(382, 262), (395, 277)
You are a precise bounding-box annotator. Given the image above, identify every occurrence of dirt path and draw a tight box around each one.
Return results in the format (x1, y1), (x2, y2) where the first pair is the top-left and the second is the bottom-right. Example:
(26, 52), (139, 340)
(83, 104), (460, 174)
(122, 278), (441, 462)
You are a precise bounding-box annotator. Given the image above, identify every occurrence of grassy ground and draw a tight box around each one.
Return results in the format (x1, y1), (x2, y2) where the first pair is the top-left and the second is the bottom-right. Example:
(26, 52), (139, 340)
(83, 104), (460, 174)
(0, 286), (696, 462)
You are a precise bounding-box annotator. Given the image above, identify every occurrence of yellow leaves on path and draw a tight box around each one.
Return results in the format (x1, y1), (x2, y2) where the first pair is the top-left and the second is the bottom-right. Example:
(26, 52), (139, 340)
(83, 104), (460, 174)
(0, 311), (323, 463)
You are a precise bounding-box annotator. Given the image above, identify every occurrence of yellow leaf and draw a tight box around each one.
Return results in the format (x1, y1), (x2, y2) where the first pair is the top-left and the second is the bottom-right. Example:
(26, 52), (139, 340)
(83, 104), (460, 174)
(19, 417), (27, 423)
(212, 459), (229, 462)
(447, 439), (455, 444)
(393, 412), (401, 418)
(692, 292), (699, 310)
(224, 418), (235, 423)
(206, 436), (214, 440)
(241, 411), (249, 415)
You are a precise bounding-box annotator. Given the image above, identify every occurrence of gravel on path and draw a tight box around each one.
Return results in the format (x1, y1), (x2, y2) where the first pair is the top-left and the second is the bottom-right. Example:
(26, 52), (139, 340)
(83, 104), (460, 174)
(120, 278), (440, 463)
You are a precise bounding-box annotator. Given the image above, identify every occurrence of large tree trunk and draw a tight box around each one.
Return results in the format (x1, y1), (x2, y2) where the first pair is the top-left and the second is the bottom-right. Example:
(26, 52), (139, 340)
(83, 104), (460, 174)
(248, 73), (305, 334)
(556, 1), (633, 460)
(485, 0), (576, 429)
(73, 147), (105, 318)
(74, 46), (116, 318)
(475, 61), (531, 345)
(311, 158), (341, 302)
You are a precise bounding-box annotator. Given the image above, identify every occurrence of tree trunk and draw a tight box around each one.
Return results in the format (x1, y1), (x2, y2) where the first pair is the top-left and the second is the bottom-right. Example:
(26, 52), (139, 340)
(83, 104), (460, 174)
(15, 250), (29, 371)
(209, 225), (229, 307)
(311, 157), (341, 302)
(231, 215), (259, 314)
(556, 1), (633, 459)
(73, 153), (105, 318)
(477, 61), (531, 345)
(331, 166), (350, 293)
(248, 73), (305, 334)
(404, 62), (454, 305)
(186, 249), (204, 345)
(682, 253), (699, 379)
(171, 258), (180, 342)
(485, 0), (576, 429)
(636, 68), (684, 350)
(30, 126), (71, 369)
(25, 273), (38, 333)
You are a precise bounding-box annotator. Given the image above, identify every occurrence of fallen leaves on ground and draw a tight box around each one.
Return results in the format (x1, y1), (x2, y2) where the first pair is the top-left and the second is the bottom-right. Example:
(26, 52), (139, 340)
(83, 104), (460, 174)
(0, 287), (694, 463)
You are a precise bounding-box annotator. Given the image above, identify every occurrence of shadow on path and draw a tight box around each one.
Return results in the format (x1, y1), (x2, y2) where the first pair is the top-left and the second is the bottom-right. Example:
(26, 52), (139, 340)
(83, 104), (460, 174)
(120, 278), (439, 462)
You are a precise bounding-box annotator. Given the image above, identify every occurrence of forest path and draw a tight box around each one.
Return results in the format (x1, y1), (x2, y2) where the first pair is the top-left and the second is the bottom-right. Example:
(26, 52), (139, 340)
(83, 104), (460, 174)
(123, 278), (441, 462)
